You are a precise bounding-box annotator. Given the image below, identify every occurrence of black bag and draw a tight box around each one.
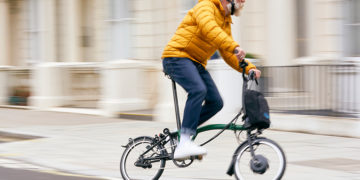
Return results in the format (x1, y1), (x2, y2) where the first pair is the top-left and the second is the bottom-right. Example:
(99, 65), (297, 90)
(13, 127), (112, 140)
(244, 89), (270, 129)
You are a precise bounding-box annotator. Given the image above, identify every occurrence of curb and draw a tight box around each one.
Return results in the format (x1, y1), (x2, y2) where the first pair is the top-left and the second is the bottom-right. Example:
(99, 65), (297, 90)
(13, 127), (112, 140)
(117, 112), (154, 121)
(270, 113), (360, 138)
(0, 106), (359, 138)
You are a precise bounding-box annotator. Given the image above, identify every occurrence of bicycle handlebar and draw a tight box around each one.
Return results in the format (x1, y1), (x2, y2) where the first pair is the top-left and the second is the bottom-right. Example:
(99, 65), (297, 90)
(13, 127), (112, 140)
(248, 70), (258, 85)
(239, 59), (258, 85)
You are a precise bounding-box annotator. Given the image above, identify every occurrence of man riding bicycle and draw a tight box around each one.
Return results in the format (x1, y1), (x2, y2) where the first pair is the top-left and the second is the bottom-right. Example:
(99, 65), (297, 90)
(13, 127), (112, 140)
(162, 0), (261, 160)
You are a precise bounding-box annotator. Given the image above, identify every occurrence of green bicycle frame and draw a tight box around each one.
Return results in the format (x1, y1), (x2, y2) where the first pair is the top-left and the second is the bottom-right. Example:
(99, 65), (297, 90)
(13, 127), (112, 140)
(172, 122), (247, 146)
(197, 123), (246, 135)
(192, 123), (247, 142)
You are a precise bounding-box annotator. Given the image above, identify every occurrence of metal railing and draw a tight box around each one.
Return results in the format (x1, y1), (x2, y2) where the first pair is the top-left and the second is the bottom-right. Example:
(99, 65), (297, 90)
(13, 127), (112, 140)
(258, 64), (360, 116)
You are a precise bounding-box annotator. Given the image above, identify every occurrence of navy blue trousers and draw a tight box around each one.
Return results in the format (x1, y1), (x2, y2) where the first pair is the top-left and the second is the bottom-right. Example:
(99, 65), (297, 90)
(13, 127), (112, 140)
(163, 57), (223, 136)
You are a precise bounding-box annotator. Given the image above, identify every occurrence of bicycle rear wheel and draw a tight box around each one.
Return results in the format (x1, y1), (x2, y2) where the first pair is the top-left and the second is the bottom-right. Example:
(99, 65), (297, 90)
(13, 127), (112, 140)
(120, 136), (166, 180)
(234, 137), (286, 180)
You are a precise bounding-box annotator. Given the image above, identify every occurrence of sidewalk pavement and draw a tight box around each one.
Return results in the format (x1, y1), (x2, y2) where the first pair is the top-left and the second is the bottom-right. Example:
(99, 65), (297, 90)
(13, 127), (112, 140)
(0, 108), (359, 180)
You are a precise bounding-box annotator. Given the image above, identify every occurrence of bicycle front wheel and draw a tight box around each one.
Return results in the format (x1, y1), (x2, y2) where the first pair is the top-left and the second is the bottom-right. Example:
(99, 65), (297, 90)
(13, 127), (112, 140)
(234, 137), (286, 180)
(120, 136), (166, 180)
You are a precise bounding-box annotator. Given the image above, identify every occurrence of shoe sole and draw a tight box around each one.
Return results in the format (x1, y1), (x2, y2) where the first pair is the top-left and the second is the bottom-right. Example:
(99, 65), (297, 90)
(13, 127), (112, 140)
(173, 156), (190, 161)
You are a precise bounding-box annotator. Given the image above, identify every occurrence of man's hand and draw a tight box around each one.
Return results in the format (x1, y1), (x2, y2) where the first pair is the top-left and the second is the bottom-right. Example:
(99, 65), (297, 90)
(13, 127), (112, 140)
(249, 69), (261, 79)
(234, 46), (260, 78)
(234, 46), (246, 60)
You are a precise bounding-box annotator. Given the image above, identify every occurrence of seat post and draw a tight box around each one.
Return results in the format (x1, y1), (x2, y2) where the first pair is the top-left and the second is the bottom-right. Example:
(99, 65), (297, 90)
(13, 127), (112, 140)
(171, 79), (181, 131)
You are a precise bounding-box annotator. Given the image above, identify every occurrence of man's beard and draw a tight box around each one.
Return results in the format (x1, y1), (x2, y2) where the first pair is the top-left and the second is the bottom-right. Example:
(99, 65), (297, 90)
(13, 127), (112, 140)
(233, 2), (244, 16)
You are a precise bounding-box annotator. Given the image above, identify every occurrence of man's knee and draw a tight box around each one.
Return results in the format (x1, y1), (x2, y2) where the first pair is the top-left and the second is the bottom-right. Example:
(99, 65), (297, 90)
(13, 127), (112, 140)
(191, 86), (207, 98)
(215, 97), (224, 111)
(206, 96), (223, 112)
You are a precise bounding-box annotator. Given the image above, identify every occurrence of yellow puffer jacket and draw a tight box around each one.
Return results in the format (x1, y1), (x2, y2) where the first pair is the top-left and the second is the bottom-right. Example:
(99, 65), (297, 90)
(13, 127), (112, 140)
(162, 0), (256, 73)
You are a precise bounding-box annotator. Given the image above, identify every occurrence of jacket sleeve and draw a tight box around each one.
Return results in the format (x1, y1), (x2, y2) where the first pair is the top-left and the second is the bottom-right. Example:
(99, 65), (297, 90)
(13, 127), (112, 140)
(193, 2), (238, 53)
(193, 1), (256, 73)
(219, 33), (256, 74)
(219, 48), (256, 74)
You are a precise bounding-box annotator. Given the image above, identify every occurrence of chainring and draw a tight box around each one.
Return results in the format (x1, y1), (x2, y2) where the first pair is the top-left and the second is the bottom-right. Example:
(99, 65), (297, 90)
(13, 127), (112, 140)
(172, 158), (194, 168)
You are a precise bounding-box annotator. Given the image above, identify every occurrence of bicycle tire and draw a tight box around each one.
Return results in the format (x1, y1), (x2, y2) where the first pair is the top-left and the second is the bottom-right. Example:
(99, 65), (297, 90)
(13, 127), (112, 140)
(120, 136), (166, 180)
(234, 137), (286, 180)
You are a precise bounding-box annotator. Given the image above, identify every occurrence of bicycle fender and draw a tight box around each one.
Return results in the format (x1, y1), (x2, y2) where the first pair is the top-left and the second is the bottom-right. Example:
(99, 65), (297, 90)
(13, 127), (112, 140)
(226, 140), (248, 176)
(226, 156), (235, 176)
(226, 137), (267, 176)
(122, 136), (153, 148)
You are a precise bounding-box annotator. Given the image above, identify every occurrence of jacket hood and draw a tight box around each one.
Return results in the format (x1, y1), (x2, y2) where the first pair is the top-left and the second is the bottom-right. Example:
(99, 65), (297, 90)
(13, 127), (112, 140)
(198, 0), (227, 17)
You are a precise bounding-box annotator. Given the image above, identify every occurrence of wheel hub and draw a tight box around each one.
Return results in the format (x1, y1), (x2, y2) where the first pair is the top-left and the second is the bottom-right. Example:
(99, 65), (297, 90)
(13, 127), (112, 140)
(250, 155), (269, 174)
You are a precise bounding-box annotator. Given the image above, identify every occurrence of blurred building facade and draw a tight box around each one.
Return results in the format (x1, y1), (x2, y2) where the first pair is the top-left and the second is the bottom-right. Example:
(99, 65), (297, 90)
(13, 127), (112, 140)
(0, 0), (359, 117)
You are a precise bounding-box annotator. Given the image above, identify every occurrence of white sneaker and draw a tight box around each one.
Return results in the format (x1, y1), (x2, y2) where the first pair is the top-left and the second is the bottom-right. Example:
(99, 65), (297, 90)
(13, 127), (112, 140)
(173, 141), (207, 160)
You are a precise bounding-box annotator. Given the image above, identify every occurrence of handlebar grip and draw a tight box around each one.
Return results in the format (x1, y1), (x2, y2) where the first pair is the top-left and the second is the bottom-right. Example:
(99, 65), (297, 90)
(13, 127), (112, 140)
(249, 70), (255, 80)
(249, 70), (259, 85)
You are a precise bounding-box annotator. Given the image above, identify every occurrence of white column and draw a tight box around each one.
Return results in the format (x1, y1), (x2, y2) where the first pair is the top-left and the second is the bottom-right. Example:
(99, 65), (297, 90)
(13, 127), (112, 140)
(29, 63), (71, 108)
(237, 0), (267, 58)
(10, 0), (28, 66)
(311, 0), (343, 59)
(0, 0), (9, 66)
(30, 0), (70, 108)
(39, 0), (56, 62)
(305, 0), (349, 113)
(93, 0), (106, 62)
(0, 0), (10, 104)
(266, 0), (297, 66)
(62, 0), (81, 62)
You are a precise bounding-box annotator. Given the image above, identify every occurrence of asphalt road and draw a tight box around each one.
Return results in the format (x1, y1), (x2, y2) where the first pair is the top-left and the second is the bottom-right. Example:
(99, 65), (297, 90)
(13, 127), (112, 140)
(0, 166), (107, 180)
(0, 108), (359, 179)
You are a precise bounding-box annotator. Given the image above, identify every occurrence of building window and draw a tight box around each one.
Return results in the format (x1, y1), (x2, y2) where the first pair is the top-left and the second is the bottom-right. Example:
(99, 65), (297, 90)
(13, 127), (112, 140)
(344, 0), (360, 57)
(107, 0), (132, 60)
(26, 0), (41, 64)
